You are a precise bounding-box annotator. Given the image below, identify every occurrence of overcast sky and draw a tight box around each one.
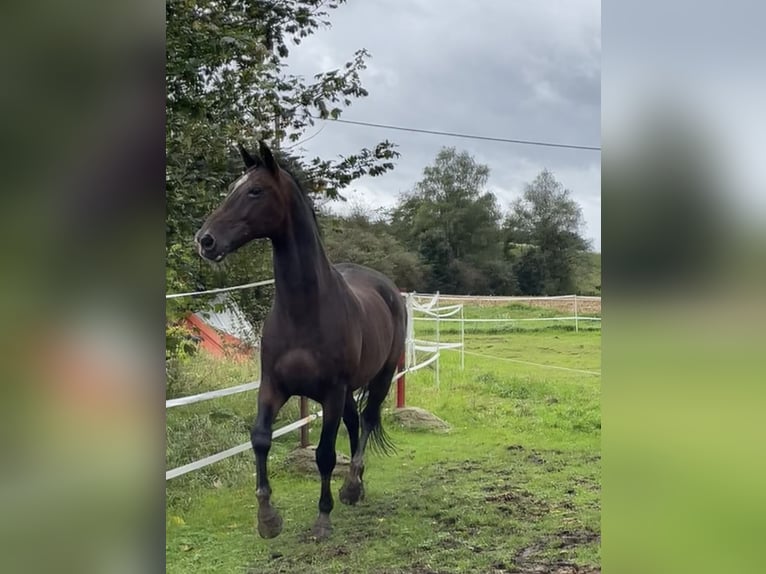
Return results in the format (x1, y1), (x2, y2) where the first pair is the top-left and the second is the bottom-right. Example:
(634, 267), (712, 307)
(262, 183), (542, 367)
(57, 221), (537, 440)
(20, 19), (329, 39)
(286, 0), (601, 251)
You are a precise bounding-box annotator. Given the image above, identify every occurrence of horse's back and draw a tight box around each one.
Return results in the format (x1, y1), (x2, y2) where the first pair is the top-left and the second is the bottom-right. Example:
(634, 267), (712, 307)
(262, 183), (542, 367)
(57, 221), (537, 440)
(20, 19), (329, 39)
(334, 262), (407, 369)
(334, 262), (405, 318)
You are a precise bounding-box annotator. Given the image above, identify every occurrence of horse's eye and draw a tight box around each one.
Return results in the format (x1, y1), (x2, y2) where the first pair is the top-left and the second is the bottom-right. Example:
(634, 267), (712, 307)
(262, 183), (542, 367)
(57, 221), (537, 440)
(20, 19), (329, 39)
(248, 188), (262, 197)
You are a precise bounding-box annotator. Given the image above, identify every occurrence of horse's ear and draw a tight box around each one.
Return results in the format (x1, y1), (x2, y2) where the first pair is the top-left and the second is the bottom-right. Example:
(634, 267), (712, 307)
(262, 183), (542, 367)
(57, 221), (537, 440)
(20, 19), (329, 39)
(259, 140), (280, 176)
(237, 143), (259, 168)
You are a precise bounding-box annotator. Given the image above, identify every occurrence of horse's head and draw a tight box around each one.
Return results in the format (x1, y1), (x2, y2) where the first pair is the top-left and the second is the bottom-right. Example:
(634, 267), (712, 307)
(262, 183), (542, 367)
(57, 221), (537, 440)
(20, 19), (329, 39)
(195, 141), (290, 262)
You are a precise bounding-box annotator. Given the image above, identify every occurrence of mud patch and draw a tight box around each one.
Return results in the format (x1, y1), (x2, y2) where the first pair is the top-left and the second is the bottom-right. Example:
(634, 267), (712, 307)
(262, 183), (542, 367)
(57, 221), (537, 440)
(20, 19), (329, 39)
(328, 545), (350, 557)
(509, 565), (600, 574)
(484, 487), (549, 518)
(554, 530), (600, 548)
(511, 529), (600, 574)
(381, 452), (600, 573)
(436, 459), (483, 473)
(373, 568), (452, 574)
(526, 452), (546, 465)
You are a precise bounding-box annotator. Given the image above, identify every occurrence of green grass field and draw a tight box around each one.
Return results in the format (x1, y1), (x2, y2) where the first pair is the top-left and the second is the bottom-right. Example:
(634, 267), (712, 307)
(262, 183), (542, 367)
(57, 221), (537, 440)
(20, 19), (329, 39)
(166, 304), (601, 573)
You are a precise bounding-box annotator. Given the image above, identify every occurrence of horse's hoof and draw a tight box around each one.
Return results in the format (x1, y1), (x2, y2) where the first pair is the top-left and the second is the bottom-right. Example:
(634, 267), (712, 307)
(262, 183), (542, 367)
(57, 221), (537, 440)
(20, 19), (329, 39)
(257, 508), (283, 539)
(339, 479), (364, 505)
(310, 514), (332, 541)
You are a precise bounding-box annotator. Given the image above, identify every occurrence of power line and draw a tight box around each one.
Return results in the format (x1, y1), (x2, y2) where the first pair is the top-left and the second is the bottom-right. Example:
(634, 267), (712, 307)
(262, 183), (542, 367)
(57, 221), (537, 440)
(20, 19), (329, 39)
(317, 117), (601, 151)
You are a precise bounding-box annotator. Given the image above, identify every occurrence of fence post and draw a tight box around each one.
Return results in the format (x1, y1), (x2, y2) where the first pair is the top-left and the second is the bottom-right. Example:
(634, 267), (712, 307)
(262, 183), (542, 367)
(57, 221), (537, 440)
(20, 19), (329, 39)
(406, 292), (415, 369)
(396, 352), (406, 408)
(299, 396), (309, 447)
(574, 294), (579, 333)
(435, 291), (440, 389)
(460, 304), (465, 371)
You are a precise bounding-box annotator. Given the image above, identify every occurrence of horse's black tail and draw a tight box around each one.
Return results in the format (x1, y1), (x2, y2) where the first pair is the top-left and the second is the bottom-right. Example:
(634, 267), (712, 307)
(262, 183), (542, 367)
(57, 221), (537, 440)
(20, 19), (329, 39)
(367, 415), (397, 456)
(356, 386), (397, 456)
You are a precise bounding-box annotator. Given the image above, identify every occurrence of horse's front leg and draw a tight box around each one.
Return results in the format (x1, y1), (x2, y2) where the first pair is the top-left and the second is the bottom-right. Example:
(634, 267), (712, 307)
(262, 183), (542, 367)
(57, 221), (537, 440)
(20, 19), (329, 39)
(251, 383), (286, 539)
(311, 386), (345, 541)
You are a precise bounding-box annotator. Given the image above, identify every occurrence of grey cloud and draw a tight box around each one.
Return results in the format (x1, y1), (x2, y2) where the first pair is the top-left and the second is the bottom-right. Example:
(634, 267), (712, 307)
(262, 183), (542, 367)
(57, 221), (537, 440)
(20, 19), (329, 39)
(285, 1), (601, 249)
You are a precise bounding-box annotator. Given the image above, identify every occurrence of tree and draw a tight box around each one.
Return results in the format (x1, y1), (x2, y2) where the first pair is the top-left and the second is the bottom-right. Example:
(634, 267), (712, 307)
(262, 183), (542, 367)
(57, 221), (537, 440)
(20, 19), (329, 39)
(505, 169), (590, 295)
(165, 0), (400, 336)
(391, 147), (511, 294)
(320, 206), (427, 291)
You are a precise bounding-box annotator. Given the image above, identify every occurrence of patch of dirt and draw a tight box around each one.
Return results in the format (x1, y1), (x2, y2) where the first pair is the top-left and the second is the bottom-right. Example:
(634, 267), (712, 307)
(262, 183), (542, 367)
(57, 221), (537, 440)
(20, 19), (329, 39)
(415, 453), (600, 572)
(371, 568), (452, 574)
(392, 407), (451, 433)
(510, 529), (600, 574)
(484, 487), (549, 518)
(407, 570), (448, 574)
(507, 447), (579, 474)
(431, 511), (458, 527)
(554, 530), (600, 548)
(526, 453), (546, 465)
(556, 500), (577, 511)
(435, 537), (461, 550)
(282, 446), (350, 477)
(436, 460), (483, 473)
(572, 477), (600, 492)
(329, 545), (350, 557)
(510, 564), (600, 574)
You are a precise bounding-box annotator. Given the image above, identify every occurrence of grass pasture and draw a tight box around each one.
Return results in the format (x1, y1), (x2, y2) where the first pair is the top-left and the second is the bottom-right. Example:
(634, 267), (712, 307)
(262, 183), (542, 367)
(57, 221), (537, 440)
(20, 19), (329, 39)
(166, 302), (601, 573)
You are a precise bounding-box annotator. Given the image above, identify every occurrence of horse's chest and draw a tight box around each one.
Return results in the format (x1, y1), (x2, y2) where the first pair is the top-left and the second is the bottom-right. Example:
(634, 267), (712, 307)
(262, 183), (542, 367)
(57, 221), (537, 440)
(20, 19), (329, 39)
(273, 348), (324, 385)
(264, 311), (361, 388)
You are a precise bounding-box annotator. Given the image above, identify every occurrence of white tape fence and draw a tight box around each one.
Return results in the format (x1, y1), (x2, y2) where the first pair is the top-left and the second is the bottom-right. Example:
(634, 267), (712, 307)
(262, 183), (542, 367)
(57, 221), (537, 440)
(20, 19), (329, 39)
(166, 278), (275, 300)
(166, 283), (599, 481)
(166, 292), (453, 481)
(411, 292), (600, 333)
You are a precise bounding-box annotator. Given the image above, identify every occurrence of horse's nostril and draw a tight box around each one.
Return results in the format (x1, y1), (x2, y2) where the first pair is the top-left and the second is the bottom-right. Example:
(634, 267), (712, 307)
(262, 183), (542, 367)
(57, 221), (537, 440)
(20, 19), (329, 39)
(199, 233), (215, 250)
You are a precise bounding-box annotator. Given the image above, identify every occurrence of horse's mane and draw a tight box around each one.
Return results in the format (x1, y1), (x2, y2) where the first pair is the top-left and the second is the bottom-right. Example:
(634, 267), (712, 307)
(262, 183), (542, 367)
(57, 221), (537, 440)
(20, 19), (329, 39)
(272, 150), (321, 231)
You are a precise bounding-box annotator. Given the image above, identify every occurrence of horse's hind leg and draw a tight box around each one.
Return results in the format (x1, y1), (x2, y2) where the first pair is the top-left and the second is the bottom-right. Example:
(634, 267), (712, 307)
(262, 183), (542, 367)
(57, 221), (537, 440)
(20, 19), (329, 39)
(339, 363), (397, 505)
(339, 389), (364, 504)
(342, 388), (360, 461)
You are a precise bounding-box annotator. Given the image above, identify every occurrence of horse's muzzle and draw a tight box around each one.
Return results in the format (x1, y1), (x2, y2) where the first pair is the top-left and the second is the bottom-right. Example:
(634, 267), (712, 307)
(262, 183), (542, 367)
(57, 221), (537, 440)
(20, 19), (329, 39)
(195, 230), (226, 262)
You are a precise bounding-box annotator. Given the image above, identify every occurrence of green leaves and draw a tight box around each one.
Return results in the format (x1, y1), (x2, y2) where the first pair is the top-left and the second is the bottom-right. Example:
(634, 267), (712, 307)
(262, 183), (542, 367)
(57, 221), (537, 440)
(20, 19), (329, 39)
(320, 211), (428, 291)
(166, 0), (398, 315)
(504, 169), (591, 295)
(391, 147), (509, 294)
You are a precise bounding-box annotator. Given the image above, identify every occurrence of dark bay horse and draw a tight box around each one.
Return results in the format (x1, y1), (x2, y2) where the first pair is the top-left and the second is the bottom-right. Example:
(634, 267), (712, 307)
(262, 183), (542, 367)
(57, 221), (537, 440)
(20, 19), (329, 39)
(195, 141), (406, 540)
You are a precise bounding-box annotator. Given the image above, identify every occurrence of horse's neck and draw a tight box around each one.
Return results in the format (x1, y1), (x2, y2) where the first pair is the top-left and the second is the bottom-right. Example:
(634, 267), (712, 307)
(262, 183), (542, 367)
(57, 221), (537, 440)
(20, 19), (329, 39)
(271, 206), (336, 317)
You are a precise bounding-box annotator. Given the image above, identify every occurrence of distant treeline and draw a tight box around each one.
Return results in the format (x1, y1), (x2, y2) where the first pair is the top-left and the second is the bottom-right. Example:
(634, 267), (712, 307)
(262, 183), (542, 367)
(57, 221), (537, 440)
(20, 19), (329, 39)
(320, 147), (599, 298)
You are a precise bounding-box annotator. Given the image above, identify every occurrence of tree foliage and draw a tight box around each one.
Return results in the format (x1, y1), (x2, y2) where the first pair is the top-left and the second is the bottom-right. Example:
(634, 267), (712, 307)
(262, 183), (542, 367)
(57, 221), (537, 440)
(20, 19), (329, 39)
(391, 147), (512, 294)
(504, 169), (591, 295)
(320, 206), (427, 292)
(166, 0), (400, 334)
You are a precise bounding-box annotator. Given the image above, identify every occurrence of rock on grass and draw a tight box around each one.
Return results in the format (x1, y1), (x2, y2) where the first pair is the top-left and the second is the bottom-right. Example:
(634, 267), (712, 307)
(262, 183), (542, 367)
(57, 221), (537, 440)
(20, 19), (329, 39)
(391, 407), (451, 433)
(283, 446), (351, 476)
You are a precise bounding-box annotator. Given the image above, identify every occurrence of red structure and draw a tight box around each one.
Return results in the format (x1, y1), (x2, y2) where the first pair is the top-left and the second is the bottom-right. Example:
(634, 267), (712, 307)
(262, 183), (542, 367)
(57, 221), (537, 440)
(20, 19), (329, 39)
(183, 313), (254, 361)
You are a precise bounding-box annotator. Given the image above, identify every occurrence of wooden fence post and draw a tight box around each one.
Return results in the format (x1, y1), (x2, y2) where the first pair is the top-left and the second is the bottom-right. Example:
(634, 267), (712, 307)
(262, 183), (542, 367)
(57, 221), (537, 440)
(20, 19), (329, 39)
(299, 396), (309, 447)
